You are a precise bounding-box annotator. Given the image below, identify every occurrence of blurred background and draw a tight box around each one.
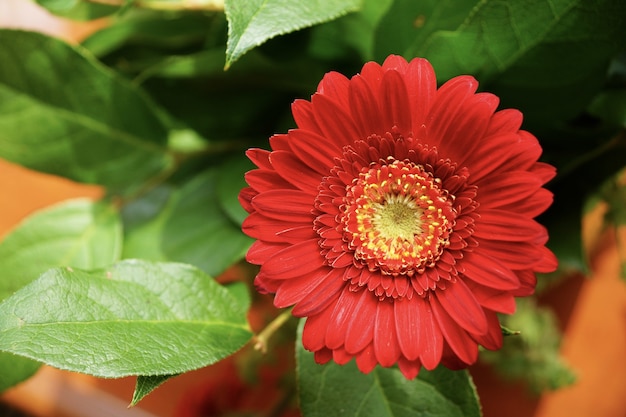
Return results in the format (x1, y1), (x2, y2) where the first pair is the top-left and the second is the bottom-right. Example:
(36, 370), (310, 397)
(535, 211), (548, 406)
(0, 1), (625, 416)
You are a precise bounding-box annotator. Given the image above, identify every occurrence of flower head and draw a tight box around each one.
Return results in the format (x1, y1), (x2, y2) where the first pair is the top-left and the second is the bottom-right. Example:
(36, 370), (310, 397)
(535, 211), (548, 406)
(239, 56), (557, 379)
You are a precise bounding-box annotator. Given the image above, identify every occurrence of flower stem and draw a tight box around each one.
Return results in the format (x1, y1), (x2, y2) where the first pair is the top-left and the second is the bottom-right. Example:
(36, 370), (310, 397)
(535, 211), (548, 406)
(253, 309), (293, 354)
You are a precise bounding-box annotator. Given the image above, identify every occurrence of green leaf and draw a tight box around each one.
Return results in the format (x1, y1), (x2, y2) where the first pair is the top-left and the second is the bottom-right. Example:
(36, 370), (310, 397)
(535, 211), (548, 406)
(0, 353), (41, 392)
(375, 0), (626, 126)
(0, 198), (122, 303)
(589, 90), (626, 128)
(481, 299), (576, 393)
(132, 374), (176, 406)
(122, 169), (253, 277)
(0, 260), (252, 377)
(0, 30), (173, 194)
(224, 0), (362, 68)
(35, 0), (120, 20)
(296, 319), (481, 417)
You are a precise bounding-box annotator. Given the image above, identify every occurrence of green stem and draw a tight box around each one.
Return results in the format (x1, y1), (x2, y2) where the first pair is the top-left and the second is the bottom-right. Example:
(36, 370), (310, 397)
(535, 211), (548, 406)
(253, 309), (293, 354)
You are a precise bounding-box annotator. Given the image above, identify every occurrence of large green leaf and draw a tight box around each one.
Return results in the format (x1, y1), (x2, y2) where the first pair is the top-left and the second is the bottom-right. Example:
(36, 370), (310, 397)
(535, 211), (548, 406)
(0, 198), (122, 391)
(0, 30), (173, 194)
(122, 168), (253, 277)
(296, 319), (481, 417)
(0, 260), (252, 377)
(375, 0), (626, 125)
(224, 0), (362, 68)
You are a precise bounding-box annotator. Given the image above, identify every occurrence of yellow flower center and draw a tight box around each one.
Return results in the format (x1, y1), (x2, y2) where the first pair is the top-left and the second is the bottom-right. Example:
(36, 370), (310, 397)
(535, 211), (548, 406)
(343, 159), (455, 276)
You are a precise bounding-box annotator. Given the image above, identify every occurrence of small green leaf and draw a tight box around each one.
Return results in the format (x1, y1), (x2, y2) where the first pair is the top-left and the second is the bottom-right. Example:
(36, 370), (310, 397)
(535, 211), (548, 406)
(0, 260), (252, 377)
(296, 319), (481, 417)
(122, 169), (253, 277)
(35, 0), (120, 20)
(0, 199), (122, 303)
(224, 0), (362, 68)
(0, 30), (173, 194)
(132, 374), (176, 406)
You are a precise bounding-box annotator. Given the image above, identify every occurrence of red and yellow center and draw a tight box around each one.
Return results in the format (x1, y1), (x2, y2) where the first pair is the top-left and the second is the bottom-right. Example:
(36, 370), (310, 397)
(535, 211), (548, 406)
(342, 158), (456, 276)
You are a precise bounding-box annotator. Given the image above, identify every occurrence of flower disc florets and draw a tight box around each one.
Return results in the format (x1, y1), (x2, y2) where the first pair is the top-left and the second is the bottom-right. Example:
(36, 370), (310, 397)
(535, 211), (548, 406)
(239, 55), (557, 379)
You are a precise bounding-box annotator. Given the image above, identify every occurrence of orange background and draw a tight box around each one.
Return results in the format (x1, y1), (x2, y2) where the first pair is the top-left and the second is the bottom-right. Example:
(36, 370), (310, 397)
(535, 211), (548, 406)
(1, 3), (626, 416)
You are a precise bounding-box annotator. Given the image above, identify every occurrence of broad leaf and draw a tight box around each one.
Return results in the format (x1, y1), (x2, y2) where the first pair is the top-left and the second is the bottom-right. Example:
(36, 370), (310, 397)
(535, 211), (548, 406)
(0, 30), (173, 194)
(296, 319), (481, 417)
(224, 0), (362, 68)
(35, 0), (119, 20)
(122, 168), (253, 277)
(0, 260), (252, 377)
(375, 0), (626, 125)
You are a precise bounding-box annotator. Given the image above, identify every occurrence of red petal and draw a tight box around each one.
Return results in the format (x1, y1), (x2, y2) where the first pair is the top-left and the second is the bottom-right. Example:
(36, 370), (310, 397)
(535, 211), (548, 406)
(478, 240), (543, 269)
(288, 130), (341, 173)
(440, 93), (499, 166)
(251, 189), (314, 222)
(292, 269), (346, 317)
(274, 273), (326, 308)
(474, 210), (545, 242)
(533, 246), (558, 273)
(530, 161), (557, 184)
(302, 307), (335, 351)
(434, 280), (488, 335)
(326, 287), (364, 349)
(332, 346), (353, 365)
(374, 301), (401, 367)
(262, 239), (324, 279)
(355, 344), (378, 374)
(311, 93), (360, 148)
(394, 298), (421, 360)
(349, 74), (385, 137)
(382, 55), (409, 72)
(431, 298), (479, 365)
(270, 150), (323, 191)
(463, 279), (516, 314)
(469, 309), (503, 351)
(380, 69), (412, 133)
(245, 169), (293, 192)
(344, 289), (376, 354)
(417, 300), (443, 370)
(292, 99), (321, 133)
(405, 57), (437, 129)
(314, 348), (333, 364)
(485, 108), (523, 135)
(238, 187), (255, 213)
(246, 240), (287, 265)
(476, 172), (542, 208)
(317, 71), (350, 108)
(246, 148), (272, 169)
(398, 356), (421, 380)
(426, 75), (478, 148)
(243, 212), (314, 243)
(511, 269), (537, 297)
(461, 251), (520, 290)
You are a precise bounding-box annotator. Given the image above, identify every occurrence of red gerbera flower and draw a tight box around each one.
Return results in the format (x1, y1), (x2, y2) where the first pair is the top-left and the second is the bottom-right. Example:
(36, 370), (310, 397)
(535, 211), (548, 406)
(239, 55), (557, 379)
